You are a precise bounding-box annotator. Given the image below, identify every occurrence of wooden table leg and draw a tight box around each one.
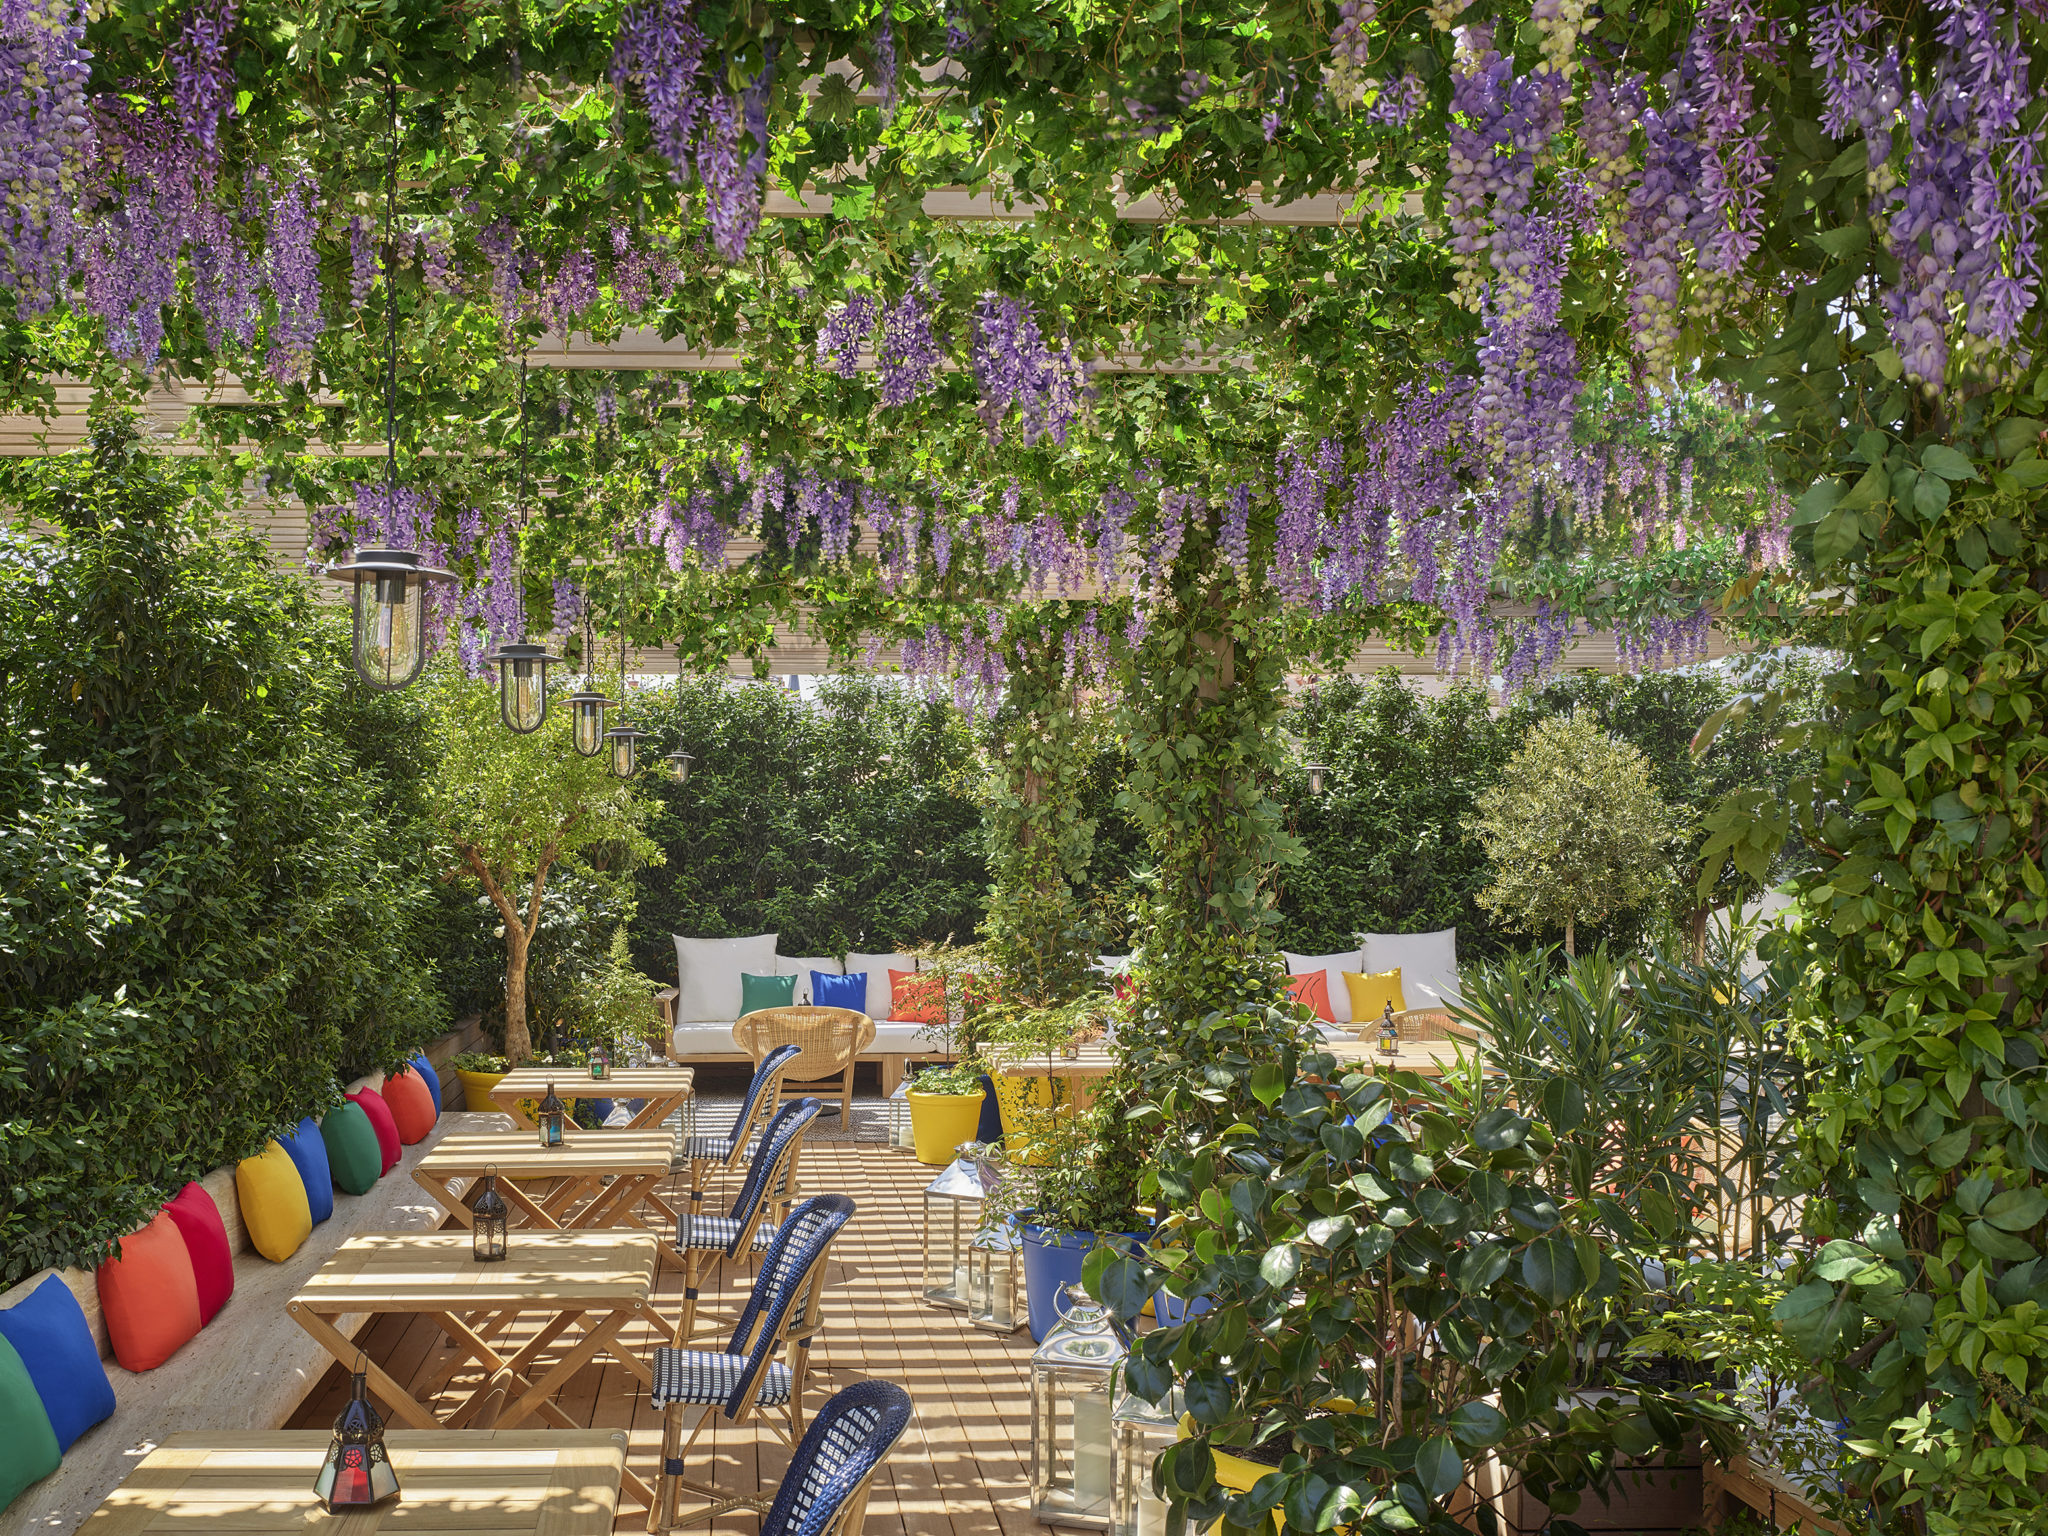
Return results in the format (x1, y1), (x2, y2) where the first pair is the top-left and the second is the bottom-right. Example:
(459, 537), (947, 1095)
(287, 1303), (441, 1430)
(492, 1092), (539, 1130)
(495, 1176), (565, 1229)
(498, 1306), (633, 1428)
(412, 1168), (475, 1229)
(628, 1092), (687, 1130)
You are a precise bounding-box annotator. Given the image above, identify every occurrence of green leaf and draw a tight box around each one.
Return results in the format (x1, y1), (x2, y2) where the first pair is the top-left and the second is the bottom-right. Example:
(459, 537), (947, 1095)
(1968, 1220), (2037, 1262)
(1539, 1077), (1586, 1133)
(1985, 1188), (2048, 1233)
(1387, 1147), (1436, 1183)
(1812, 223), (1869, 258)
(1259, 1243), (1301, 1289)
(1471, 1107), (1530, 1151)
(1448, 1400), (1508, 1447)
(1921, 445), (1977, 481)
(1793, 478), (1841, 526)
(1414, 1435), (1464, 1498)
(1249, 1062), (1285, 1106)
(1813, 506), (1862, 566)
(1991, 418), (2043, 458)
(1521, 1235), (1584, 1306)
(1094, 1253), (1155, 1320)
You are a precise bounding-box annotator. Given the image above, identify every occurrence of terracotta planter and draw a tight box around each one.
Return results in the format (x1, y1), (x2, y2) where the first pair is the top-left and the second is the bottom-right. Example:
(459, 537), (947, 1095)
(907, 1089), (986, 1165)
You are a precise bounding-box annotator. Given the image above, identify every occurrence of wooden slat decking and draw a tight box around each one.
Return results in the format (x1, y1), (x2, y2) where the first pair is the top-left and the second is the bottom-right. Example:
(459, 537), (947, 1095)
(288, 1145), (1038, 1535)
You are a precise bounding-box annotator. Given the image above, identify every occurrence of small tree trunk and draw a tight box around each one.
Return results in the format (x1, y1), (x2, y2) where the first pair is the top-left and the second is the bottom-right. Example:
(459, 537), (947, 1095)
(1564, 916), (1576, 959)
(503, 926), (533, 1063)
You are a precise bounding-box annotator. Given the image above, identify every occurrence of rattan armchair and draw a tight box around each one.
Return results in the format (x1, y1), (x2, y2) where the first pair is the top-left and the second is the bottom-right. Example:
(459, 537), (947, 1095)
(736, 1006), (876, 1122)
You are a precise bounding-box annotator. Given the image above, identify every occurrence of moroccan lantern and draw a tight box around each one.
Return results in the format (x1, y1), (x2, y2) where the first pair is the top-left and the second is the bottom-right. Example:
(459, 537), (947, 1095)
(314, 1354), (401, 1512)
(538, 1079), (568, 1149)
(472, 1165), (509, 1263)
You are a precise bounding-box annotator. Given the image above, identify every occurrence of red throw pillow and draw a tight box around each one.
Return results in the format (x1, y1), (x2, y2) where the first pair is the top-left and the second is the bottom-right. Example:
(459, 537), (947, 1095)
(888, 968), (944, 1026)
(347, 1088), (402, 1174)
(1285, 971), (1335, 1024)
(162, 1183), (234, 1325)
(380, 1067), (438, 1145)
(96, 1211), (202, 1371)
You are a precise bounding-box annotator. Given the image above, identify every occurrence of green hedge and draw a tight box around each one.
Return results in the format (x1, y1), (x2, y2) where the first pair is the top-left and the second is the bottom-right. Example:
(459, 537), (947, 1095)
(0, 420), (447, 1283)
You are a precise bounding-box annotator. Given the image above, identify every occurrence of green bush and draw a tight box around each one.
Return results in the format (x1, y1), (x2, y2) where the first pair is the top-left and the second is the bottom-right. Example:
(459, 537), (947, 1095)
(0, 416), (446, 1282)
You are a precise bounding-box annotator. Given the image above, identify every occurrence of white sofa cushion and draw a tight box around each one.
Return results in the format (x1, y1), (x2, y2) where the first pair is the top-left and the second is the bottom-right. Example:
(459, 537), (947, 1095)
(670, 1019), (944, 1057)
(1283, 949), (1364, 1024)
(845, 952), (916, 1019)
(1360, 929), (1461, 1011)
(674, 933), (779, 1024)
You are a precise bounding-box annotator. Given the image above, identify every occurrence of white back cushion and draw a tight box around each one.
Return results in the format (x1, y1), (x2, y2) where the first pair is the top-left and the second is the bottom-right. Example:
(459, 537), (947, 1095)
(1283, 949), (1364, 1024)
(846, 952), (917, 1019)
(674, 933), (779, 1023)
(1361, 929), (1461, 1010)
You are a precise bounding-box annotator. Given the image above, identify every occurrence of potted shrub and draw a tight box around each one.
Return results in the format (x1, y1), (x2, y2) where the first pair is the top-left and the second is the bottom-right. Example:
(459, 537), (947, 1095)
(983, 994), (1112, 1163)
(450, 1050), (510, 1114)
(905, 1057), (991, 1164)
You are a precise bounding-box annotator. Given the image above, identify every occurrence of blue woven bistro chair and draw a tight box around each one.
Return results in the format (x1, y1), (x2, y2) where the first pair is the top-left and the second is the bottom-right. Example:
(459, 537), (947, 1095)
(672, 1096), (823, 1342)
(648, 1194), (858, 1532)
(673, 1043), (803, 1218)
(755, 1381), (914, 1536)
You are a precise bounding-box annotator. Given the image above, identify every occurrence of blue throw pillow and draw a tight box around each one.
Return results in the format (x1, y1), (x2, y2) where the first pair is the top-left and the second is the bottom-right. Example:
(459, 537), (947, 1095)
(0, 1276), (114, 1453)
(408, 1052), (442, 1115)
(277, 1117), (335, 1225)
(813, 970), (868, 1012)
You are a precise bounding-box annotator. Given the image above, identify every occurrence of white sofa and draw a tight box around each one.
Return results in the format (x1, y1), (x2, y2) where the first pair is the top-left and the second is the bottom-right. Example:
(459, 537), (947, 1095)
(663, 936), (953, 1095)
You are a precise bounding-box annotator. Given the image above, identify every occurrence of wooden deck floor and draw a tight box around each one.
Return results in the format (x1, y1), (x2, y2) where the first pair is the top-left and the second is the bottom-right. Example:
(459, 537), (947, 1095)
(288, 1145), (1040, 1536)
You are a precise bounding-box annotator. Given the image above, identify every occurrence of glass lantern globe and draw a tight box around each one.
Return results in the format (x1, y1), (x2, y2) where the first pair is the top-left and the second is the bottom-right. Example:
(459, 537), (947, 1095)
(966, 1221), (1024, 1335)
(1111, 1379), (1185, 1536)
(588, 1044), (610, 1081)
(887, 1080), (914, 1152)
(565, 687), (615, 757)
(488, 641), (562, 734)
(1030, 1286), (1128, 1530)
(472, 1165), (509, 1263)
(314, 1354), (401, 1512)
(1304, 763), (1329, 796)
(666, 748), (694, 784)
(921, 1144), (994, 1311)
(325, 548), (456, 691)
(605, 725), (649, 779)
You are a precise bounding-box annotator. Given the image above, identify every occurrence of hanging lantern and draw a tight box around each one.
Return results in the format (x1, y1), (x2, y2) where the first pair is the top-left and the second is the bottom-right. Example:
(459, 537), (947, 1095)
(538, 1079), (568, 1148)
(565, 686), (614, 757)
(1110, 1379), (1184, 1536)
(325, 549), (456, 692)
(472, 1165), (509, 1263)
(921, 1144), (993, 1311)
(588, 1045), (610, 1082)
(605, 725), (649, 779)
(314, 1354), (401, 1512)
(665, 748), (694, 785)
(967, 1221), (1024, 1335)
(1030, 1287), (1127, 1530)
(1304, 763), (1329, 797)
(489, 640), (562, 734)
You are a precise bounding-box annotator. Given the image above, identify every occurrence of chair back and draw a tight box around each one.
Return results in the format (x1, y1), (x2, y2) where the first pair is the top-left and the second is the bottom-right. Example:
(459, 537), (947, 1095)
(736, 1007), (876, 1088)
(758, 1380), (914, 1536)
(727, 1043), (804, 1158)
(720, 1194), (856, 1417)
(715, 1096), (822, 1256)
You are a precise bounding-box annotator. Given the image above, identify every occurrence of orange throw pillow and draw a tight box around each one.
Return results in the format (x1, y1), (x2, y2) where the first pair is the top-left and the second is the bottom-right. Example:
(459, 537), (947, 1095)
(1285, 971), (1335, 1024)
(97, 1211), (202, 1371)
(381, 1068), (439, 1145)
(889, 968), (944, 1026)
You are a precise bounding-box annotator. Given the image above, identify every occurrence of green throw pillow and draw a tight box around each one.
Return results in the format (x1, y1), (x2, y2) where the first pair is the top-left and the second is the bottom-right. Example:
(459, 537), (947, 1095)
(0, 1334), (60, 1514)
(320, 1100), (384, 1196)
(739, 971), (796, 1018)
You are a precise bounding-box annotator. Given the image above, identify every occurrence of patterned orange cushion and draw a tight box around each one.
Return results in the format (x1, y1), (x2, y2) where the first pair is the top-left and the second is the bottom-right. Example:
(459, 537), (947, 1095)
(1285, 971), (1335, 1024)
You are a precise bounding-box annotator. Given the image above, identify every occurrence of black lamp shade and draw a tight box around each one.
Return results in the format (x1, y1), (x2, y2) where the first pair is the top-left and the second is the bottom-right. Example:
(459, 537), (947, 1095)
(566, 689), (614, 757)
(473, 1166), (509, 1262)
(315, 1362), (400, 1511)
(605, 727), (648, 779)
(325, 548), (456, 692)
(489, 641), (562, 734)
(538, 1079), (567, 1148)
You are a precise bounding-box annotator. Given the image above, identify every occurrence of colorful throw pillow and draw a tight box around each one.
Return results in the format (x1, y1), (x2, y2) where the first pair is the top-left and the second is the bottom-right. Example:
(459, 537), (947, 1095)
(1283, 950), (1364, 1025)
(381, 1067), (438, 1145)
(889, 969), (944, 1026)
(0, 1334), (60, 1513)
(1342, 967), (1407, 1026)
(408, 1052), (443, 1115)
(0, 1277), (114, 1453)
(320, 1101), (384, 1196)
(739, 970), (797, 1018)
(277, 1117), (334, 1224)
(1284, 971), (1335, 1023)
(813, 970), (868, 1013)
(235, 1140), (314, 1263)
(347, 1088), (402, 1175)
(96, 1211), (202, 1372)
(163, 1183), (234, 1326)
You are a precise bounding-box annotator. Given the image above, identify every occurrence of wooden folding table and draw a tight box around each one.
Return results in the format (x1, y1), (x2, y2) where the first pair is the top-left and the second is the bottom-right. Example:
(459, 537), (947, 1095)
(490, 1064), (695, 1131)
(413, 1129), (679, 1233)
(286, 1231), (663, 1505)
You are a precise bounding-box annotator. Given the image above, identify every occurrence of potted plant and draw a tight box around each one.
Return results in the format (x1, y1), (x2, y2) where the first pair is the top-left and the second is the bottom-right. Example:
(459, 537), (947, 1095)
(906, 1057), (991, 1164)
(450, 1050), (510, 1114)
(982, 994), (1110, 1163)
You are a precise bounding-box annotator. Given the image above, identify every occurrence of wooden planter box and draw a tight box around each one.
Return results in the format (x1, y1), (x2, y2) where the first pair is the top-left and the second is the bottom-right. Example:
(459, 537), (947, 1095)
(1702, 1456), (1846, 1535)
(1454, 1450), (1702, 1536)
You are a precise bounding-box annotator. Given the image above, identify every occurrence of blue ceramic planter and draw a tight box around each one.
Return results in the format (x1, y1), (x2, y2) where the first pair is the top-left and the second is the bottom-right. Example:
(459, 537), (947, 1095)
(1019, 1223), (1097, 1342)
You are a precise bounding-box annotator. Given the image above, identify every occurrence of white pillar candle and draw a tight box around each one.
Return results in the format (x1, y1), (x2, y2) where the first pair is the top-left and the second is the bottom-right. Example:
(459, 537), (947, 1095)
(994, 1266), (1015, 1325)
(1137, 1494), (1169, 1536)
(952, 1263), (969, 1299)
(1072, 1394), (1113, 1505)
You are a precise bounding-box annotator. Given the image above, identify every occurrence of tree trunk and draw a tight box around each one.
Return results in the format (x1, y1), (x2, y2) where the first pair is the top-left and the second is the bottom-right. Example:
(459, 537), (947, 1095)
(503, 925), (533, 1063)
(1564, 917), (1576, 959)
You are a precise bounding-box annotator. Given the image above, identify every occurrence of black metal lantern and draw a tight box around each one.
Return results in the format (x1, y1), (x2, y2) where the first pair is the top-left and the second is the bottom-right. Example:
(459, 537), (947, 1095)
(566, 686), (615, 756)
(665, 748), (694, 784)
(314, 1353), (401, 1512)
(1378, 1001), (1400, 1058)
(489, 640), (562, 734)
(538, 1079), (568, 1148)
(325, 549), (457, 691)
(1305, 763), (1330, 796)
(605, 726), (649, 779)
(472, 1164), (509, 1262)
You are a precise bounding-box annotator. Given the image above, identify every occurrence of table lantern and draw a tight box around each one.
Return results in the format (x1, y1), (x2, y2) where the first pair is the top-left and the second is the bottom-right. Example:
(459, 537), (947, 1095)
(887, 1081), (914, 1152)
(588, 1045), (610, 1081)
(472, 1165), (509, 1263)
(538, 1079), (567, 1148)
(967, 1221), (1024, 1335)
(921, 1144), (992, 1311)
(314, 1353), (401, 1512)
(1377, 1001), (1400, 1058)
(1111, 1379), (1184, 1536)
(1030, 1286), (1128, 1529)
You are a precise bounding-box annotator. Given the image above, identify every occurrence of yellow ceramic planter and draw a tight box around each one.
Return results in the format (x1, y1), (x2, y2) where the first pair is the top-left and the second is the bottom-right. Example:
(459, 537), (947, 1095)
(455, 1067), (507, 1115)
(1178, 1417), (1285, 1533)
(993, 1074), (1066, 1165)
(907, 1089), (986, 1165)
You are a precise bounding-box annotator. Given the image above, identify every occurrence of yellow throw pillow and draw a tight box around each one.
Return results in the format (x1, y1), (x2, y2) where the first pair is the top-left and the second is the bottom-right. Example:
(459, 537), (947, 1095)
(1342, 968), (1406, 1025)
(235, 1139), (313, 1263)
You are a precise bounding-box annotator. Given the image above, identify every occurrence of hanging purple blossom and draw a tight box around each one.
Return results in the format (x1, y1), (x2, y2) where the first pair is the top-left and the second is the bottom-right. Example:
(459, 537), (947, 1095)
(871, 9), (900, 122)
(539, 246), (599, 331)
(611, 0), (708, 175)
(477, 218), (524, 338)
(552, 577), (584, 634)
(169, 0), (238, 160)
(0, 0), (92, 318)
(817, 292), (878, 376)
(969, 292), (1089, 446)
(262, 172), (322, 382)
(876, 282), (941, 405)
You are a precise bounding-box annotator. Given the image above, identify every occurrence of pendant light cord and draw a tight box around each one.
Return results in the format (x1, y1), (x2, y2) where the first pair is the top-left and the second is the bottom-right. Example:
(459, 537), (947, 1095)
(382, 74), (399, 507)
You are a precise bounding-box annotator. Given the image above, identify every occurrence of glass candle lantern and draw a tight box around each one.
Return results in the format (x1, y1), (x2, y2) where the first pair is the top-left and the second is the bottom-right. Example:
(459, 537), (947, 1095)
(472, 1165), (508, 1263)
(1111, 1380), (1184, 1536)
(588, 1045), (610, 1081)
(538, 1079), (567, 1149)
(921, 1145), (992, 1311)
(605, 725), (649, 779)
(888, 1081), (914, 1152)
(489, 640), (560, 734)
(967, 1222), (1024, 1335)
(1030, 1286), (1128, 1530)
(314, 1355), (401, 1512)
(1377, 1002), (1400, 1057)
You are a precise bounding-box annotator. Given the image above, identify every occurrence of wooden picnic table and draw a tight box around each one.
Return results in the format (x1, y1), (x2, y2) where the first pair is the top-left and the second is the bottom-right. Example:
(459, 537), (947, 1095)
(490, 1064), (696, 1132)
(1322, 1036), (1485, 1076)
(412, 1130), (679, 1235)
(286, 1231), (662, 1506)
(79, 1429), (629, 1534)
